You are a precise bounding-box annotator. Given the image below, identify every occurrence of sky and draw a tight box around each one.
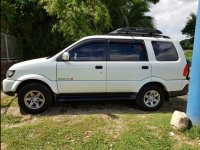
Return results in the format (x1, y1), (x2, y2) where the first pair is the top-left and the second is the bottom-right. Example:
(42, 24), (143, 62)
(147, 0), (198, 41)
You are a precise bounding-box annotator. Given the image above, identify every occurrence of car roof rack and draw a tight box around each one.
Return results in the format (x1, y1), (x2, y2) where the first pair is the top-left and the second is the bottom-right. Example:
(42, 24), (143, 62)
(107, 27), (170, 38)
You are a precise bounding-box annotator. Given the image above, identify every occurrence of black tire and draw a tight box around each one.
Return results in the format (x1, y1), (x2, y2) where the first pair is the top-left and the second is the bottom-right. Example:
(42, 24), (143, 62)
(18, 83), (52, 114)
(136, 84), (165, 111)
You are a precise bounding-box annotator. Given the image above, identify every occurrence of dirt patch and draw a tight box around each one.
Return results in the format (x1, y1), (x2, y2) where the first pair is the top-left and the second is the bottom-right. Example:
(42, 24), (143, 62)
(1, 92), (7, 100)
(97, 114), (125, 139)
(160, 96), (187, 113)
(6, 107), (21, 116)
(1, 142), (7, 150)
(172, 131), (200, 148)
(1, 108), (6, 114)
(1, 92), (188, 116)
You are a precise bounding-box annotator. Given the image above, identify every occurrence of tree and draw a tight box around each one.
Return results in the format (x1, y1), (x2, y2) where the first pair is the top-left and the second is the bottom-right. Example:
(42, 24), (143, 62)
(1, 0), (66, 59)
(1, 0), (159, 59)
(103, 0), (156, 30)
(42, 0), (159, 41)
(41, 0), (111, 42)
(180, 39), (193, 50)
(182, 13), (196, 43)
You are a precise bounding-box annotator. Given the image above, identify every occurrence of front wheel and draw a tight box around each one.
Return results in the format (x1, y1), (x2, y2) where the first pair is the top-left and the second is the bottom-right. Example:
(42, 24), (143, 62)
(18, 83), (52, 114)
(136, 85), (165, 111)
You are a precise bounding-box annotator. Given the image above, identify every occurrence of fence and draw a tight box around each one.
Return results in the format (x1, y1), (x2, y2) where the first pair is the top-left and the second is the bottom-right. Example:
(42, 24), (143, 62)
(1, 33), (22, 61)
(1, 33), (23, 81)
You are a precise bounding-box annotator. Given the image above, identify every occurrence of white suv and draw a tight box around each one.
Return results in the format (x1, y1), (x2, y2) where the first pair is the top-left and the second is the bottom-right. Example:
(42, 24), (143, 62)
(2, 28), (189, 114)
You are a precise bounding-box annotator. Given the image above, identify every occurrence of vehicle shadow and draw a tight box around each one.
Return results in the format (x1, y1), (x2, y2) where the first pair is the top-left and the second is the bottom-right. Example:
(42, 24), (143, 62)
(20, 96), (187, 117)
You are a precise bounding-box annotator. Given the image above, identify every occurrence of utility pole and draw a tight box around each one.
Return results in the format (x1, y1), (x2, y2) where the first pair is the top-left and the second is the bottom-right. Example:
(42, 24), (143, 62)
(186, 1), (200, 125)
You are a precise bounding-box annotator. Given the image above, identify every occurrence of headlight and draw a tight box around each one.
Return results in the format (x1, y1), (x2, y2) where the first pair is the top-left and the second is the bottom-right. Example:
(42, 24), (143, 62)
(6, 70), (15, 78)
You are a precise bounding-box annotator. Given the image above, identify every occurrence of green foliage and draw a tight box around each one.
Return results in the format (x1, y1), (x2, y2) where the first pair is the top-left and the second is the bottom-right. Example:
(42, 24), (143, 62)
(184, 50), (193, 62)
(1, 0), (16, 33)
(180, 39), (193, 50)
(1, 0), (67, 59)
(42, 0), (157, 41)
(181, 13), (196, 43)
(42, 0), (111, 42)
(1, 0), (159, 59)
(103, 0), (155, 29)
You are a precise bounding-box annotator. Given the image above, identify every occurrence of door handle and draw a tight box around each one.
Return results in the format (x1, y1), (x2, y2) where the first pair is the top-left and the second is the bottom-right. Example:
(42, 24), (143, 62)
(142, 66), (149, 69)
(95, 65), (103, 69)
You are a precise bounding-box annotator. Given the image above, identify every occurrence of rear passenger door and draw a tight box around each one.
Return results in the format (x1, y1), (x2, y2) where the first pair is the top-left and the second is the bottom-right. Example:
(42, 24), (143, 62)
(107, 39), (151, 93)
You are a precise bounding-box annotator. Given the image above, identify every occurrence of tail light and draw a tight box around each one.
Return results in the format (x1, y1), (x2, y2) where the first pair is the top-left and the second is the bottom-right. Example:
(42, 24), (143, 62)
(183, 64), (189, 77)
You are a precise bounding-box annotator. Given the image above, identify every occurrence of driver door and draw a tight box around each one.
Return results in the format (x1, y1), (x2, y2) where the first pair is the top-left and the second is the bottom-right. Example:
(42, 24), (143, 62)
(56, 39), (107, 93)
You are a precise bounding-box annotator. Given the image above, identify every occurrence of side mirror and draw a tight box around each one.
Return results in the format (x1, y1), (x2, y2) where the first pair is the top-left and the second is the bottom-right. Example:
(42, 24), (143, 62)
(62, 52), (69, 61)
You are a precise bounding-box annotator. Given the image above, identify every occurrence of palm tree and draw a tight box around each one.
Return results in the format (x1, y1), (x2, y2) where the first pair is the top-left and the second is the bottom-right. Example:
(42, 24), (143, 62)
(104, 0), (156, 30)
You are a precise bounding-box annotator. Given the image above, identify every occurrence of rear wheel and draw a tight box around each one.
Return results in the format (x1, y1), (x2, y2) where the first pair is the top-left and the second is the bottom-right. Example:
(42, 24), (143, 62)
(137, 85), (165, 111)
(18, 83), (52, 114)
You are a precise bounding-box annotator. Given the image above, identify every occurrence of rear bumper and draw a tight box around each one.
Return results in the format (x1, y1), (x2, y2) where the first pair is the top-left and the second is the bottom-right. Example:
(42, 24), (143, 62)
(169, 84), (189, 97)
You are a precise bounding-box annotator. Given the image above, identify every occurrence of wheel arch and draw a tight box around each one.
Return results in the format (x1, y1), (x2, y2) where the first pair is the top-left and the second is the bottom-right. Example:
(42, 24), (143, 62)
(140, 82), (167, 91)
(16, 79), (50, 93)
(12, 74), (58, 93)
(16, 79), (56, 103)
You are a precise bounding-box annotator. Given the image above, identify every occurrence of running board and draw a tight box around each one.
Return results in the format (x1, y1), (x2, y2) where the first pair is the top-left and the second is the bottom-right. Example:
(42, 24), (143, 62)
(57, 93), (137, 102)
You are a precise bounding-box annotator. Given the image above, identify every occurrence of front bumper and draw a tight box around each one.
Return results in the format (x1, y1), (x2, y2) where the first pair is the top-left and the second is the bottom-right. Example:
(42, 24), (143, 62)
(3, 91), (15, 96)
(2, 79), (16, 96)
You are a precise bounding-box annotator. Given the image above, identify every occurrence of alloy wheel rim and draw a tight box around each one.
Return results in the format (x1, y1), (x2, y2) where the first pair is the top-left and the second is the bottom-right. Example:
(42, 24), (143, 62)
(24, 90), (45, 109)
(144, 90), (160, 107)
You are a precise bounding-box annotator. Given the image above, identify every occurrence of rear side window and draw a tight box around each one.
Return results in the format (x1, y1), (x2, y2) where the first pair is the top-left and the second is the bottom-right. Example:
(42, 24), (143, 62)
(109, 42), (148, 61)
(152, 41), (179, 61)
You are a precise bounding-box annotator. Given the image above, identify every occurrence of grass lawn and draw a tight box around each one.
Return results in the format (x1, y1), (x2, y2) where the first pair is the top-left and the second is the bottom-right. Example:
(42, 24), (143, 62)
(184, 50), (193, 62)
(1, 94), (200, 150)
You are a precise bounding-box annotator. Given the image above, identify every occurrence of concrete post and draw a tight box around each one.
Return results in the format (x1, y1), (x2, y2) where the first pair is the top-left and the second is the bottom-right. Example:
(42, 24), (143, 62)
(186, 1), (200, 125)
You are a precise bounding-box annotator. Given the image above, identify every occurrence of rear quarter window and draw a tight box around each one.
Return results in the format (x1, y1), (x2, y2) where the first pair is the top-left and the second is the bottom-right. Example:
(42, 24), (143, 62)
(152, 41), (179, 61)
